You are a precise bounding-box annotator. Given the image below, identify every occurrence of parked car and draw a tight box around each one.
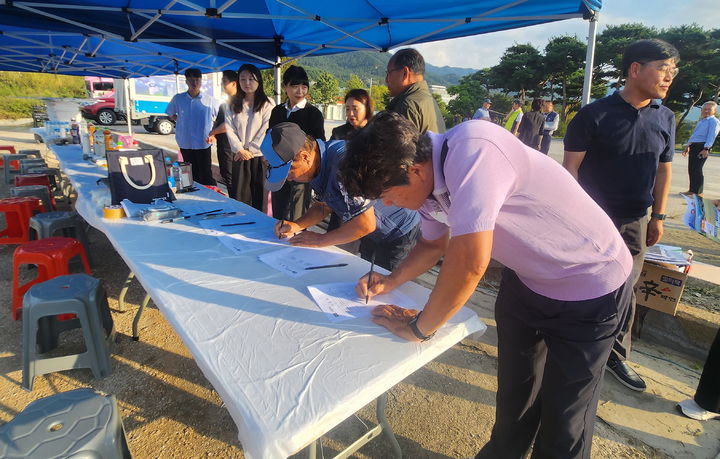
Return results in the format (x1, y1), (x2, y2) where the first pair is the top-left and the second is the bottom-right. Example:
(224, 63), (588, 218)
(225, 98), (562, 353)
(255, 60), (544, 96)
(80, 98), (123, 125)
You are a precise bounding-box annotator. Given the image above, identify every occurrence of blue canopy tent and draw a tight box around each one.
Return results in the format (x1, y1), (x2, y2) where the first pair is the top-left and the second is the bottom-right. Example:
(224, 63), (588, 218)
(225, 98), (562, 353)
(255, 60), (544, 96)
(0, 0), (602, 103)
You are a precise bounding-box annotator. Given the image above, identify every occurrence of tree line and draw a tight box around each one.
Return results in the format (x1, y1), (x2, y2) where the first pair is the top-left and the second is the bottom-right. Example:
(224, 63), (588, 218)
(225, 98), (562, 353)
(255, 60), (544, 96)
(447, 23), (720, 130)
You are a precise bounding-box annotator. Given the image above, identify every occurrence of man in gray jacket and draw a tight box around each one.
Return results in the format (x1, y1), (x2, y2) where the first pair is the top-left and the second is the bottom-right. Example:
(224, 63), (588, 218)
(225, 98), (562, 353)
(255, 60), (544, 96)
(385, 48), (446, 134)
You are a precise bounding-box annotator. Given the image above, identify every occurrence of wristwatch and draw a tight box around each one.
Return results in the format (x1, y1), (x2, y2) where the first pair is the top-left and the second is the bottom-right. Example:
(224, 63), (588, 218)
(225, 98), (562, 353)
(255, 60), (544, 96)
(651, 212), (666, 221)
(408, 311), (436, 342)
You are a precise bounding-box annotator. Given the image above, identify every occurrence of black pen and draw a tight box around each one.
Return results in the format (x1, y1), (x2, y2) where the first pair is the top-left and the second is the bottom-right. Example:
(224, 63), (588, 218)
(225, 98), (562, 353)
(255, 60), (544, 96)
(221, 221), (256, 227)
(304, 263), (349, 270)
(366, 250), (376, 304)
(193, 208), (223, 216)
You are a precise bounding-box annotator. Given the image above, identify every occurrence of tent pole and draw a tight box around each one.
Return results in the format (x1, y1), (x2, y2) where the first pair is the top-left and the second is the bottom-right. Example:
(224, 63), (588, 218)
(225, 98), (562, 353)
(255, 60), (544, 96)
(124, 77), (132, 136)
(581, 12), (598, 107)
(274, 56), (282, 105)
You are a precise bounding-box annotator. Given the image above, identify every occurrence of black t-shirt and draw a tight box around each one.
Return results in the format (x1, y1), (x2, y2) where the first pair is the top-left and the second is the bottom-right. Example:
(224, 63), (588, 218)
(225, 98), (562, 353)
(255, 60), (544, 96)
(564, 91), (675, 219)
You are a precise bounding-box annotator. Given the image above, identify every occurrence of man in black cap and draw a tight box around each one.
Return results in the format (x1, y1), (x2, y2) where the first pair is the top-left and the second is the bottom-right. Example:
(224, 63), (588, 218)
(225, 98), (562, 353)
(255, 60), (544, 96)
(262, 122), (420, 270)
(472, 99), (492, 121)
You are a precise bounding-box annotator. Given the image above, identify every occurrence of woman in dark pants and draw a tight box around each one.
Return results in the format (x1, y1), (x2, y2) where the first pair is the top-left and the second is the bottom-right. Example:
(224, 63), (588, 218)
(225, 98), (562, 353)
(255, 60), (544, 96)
(268, 65), (325, 220)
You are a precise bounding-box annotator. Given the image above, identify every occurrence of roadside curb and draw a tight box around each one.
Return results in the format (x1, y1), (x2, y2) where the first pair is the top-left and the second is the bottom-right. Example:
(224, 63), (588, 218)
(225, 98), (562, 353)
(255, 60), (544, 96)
(636, 303), (718, 360)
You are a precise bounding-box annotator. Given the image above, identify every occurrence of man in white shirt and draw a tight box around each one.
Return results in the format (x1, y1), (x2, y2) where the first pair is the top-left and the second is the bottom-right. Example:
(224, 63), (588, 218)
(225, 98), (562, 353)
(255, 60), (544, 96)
(472, 99), (492, 121)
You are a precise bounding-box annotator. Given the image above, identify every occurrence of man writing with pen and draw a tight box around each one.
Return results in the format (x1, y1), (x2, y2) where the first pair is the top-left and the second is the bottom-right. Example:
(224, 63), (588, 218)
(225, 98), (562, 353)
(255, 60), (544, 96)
(262, 122), (420, 270)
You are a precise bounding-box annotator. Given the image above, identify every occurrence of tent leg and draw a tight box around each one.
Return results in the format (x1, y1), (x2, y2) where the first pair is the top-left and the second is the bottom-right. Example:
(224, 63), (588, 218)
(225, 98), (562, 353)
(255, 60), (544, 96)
(124, 78), (132, 136)
(274, 56), (282, 105)
(581, 12), (599, 107)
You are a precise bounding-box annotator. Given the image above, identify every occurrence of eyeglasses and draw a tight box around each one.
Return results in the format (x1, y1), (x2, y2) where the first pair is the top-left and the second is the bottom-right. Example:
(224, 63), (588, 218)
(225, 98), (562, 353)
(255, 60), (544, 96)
(265, 158), (292, 179)
(640, 62), (679, 79)
(385, 67), (402, 77)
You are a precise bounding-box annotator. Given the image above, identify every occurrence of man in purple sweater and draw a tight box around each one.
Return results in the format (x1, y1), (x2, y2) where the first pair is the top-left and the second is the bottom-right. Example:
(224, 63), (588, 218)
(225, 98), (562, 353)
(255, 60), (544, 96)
(339, 111), (633, 459)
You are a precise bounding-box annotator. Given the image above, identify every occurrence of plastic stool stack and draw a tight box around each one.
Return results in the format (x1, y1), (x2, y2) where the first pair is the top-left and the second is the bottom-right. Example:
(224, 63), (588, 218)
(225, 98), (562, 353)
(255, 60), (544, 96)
(27, 166), (63, 193)
(0, 145), (17, 169)
(0, 388), (131, 458)
(29, 211), (91, 258)
(19, 158), (47, 175)
(11, 185), (54, 213)
(3, 153), (29, 184)
(22, 274), (115, 391)
(0, 197), (45, 245)
(11, 237), (92, 320)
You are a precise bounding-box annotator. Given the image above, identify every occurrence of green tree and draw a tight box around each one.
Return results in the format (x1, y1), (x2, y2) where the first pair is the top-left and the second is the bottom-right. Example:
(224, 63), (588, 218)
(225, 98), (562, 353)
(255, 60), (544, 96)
(432, 93), (452, 127)
(660, 25), (720, 125)
(543, 35), (587, 120)
(310, 71), (339, 104)
(489, 43), (543, 102)
(345, 74), (365, 90)
(594, 23), (657, 83)
(370, 84), (389, 111)
(447, 73), (488, 118)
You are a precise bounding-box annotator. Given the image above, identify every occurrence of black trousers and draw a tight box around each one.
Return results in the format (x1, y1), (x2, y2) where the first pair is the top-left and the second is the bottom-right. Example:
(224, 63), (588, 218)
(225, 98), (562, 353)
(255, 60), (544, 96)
(180, 147), (216, 186)
(610, 216), (647, 361)
(271, 181), (311, 221)
(688, 142), (708, 195)
(695, 327), (720, 413)
(358, 224), (420, 271)
(476, 269), (632, 459)
(216, 135), (234, 189)
(539, 131), (552, 154)
(230, 156), (267, 212)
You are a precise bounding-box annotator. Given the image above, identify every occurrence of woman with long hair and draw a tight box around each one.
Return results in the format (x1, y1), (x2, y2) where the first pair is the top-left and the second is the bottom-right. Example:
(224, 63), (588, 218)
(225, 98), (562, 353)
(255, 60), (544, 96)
(224, 63), (276, 211)
(331, 88), (373, 140)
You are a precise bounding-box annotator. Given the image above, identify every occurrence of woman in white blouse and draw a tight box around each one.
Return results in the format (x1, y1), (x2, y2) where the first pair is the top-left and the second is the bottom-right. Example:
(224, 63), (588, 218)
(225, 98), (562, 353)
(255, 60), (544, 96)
(224, 63), (275, 211)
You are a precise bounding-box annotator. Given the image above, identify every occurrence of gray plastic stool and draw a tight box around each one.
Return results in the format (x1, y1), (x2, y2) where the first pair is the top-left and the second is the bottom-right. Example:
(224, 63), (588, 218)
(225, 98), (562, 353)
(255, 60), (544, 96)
(0, 388), (132, 458)
(3, 153), (29, 184)
(29, 211), (92, 263)
(19, 158), (47, 174)
(27, 166), (62, 192)
(18, 149), (41, 157)
(22, 274), (115, 391)
(11, 185), (54, 213)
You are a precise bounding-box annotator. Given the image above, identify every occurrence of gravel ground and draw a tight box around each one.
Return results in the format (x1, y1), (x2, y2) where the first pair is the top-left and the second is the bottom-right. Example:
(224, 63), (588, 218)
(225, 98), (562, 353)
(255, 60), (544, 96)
(1, 123), (719, 459)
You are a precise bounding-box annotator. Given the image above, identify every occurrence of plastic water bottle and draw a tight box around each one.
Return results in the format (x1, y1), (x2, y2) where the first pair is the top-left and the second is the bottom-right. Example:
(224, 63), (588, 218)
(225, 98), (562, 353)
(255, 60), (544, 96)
(172, 162), (183, 191)
(70, 119), (80, 144)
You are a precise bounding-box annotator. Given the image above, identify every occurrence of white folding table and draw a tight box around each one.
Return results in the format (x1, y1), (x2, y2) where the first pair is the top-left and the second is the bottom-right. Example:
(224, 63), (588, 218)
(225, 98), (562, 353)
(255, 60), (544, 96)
(41, 138), (486, 459)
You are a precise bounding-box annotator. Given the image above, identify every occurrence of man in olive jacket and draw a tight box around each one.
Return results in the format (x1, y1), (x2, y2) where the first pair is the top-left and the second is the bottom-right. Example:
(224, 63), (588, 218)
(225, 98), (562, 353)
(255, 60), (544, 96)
(385, 48), (446, 134)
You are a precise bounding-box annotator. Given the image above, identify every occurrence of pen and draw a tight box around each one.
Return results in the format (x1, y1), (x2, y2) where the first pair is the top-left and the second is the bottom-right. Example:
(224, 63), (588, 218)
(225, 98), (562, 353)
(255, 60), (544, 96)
(220, 221), (256, 227)
(201, 211), (237, 220)
(366, 250), (376, 305)
(160, 216), (188, 224)
(304, 263), (349, 270)
(193, 208), (223, 216)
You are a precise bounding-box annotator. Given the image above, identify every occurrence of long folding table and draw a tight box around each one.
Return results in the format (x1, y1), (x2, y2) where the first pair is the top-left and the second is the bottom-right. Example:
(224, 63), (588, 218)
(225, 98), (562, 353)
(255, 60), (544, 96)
(39, 136), (486, 458)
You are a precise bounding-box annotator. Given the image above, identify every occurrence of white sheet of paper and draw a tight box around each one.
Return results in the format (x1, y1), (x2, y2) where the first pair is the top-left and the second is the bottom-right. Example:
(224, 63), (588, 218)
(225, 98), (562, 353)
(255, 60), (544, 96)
(258, 247), (348, 278)
(307, 282), (417, 322)
(199, 218), (288, 253)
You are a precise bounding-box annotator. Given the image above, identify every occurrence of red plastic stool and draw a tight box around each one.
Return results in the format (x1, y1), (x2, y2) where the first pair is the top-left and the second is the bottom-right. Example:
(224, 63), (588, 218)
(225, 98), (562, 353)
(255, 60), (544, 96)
(14, 174), (55, 209)
(11, 237), (92, 320)
(0, 197), (45, 244)
(0, 146), (17, 168)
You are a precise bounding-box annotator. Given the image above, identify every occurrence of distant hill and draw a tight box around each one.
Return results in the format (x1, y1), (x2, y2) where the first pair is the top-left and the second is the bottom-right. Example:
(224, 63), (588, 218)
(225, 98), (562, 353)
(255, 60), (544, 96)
(298, 51), (477, 88)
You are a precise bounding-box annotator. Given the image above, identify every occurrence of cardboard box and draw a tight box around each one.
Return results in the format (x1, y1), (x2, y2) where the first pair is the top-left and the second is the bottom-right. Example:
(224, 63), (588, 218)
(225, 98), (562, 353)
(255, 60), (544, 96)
(634, 261), (688, 315)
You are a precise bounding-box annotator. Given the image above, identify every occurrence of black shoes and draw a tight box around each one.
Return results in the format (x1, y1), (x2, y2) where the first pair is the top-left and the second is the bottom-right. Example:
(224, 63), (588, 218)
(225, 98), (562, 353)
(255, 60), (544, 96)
(606, 355), (646, 392)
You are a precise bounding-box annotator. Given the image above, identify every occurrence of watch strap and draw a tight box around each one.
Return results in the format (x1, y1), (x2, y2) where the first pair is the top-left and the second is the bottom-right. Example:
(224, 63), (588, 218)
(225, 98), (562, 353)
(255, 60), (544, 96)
(650, 212), (666, 221)
(408, 311), (435, 341)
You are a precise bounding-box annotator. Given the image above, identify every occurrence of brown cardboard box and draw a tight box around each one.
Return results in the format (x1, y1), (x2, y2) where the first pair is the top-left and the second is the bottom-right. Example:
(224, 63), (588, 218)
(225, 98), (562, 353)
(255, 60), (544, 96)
(634, 261), (688, 316)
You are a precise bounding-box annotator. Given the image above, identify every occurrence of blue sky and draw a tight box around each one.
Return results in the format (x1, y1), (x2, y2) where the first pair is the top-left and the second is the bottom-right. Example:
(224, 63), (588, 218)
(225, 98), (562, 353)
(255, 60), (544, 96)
(410, 0), (719, 70)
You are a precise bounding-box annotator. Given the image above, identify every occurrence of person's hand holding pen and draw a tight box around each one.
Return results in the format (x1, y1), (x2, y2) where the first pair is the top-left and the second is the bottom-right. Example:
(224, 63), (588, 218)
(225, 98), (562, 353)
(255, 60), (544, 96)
(355, 271), (397, 300)
(274, 219), (302, 240)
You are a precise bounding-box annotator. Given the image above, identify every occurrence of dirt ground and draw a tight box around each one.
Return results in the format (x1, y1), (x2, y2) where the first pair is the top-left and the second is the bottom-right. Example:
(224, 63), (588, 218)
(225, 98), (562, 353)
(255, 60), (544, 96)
(1, 122), (719, 459)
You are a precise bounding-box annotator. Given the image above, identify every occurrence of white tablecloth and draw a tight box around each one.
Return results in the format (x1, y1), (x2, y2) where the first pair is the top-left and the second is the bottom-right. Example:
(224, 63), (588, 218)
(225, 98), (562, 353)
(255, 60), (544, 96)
(45, 140), (486, 458)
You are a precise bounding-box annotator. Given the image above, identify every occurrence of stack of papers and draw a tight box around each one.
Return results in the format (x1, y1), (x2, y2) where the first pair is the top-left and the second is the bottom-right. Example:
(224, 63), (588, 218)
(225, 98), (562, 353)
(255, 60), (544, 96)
(258, 247), (347, 278)
(644, 244), (691, 266)
(307, 282), (417, 322)
(198, 217), (287, 253)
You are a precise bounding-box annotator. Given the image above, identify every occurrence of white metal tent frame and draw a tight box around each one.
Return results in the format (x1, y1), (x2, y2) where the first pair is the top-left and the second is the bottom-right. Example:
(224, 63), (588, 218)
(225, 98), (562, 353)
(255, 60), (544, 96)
(0, 0), (600, 104)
